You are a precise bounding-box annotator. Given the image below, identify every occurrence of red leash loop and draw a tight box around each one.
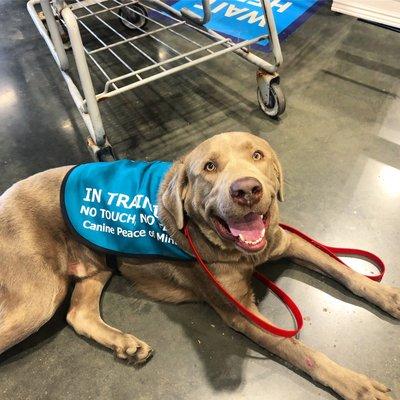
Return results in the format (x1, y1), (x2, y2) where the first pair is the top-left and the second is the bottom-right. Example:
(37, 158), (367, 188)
(183, 223), (386, 338)
(183, 224), (303, 338)
(279, 224), (385, 282)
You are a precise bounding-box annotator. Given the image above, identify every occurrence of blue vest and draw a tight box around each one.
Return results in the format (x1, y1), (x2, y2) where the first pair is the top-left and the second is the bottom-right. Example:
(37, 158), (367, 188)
(61, 160), (193, 260)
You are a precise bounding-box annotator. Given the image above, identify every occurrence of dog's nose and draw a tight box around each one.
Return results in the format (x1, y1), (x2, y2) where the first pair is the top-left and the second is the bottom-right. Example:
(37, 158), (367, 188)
(230, 177), (263, 207)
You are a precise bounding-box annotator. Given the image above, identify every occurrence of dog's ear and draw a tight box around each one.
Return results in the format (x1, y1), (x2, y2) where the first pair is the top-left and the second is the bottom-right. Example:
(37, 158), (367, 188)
(162, 159), (188, 230)
(271, 151), (284, 202)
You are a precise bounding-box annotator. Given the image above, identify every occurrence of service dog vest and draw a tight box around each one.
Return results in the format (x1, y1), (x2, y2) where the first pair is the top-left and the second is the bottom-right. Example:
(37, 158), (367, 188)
(61, 160), (193, 260)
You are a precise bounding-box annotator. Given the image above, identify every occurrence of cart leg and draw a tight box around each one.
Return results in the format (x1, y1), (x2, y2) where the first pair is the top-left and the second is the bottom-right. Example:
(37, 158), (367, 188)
(181, 0), (211, 25)
(87, 137), (116, 162)
(261, 0), (283, 67)
(39, 0), (69, 71)
(61, 5), (107, 149)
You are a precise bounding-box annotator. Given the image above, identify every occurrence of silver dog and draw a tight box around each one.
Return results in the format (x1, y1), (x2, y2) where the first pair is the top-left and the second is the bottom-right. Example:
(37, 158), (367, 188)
(0, 132), (398, 400)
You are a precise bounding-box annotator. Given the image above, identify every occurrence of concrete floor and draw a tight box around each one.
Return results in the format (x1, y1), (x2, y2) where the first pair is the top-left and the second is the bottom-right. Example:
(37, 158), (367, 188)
(0, 1), (399, 399)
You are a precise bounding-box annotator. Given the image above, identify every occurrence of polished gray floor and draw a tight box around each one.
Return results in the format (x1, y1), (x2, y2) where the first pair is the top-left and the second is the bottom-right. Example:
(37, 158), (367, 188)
(0, 1), (399, 399)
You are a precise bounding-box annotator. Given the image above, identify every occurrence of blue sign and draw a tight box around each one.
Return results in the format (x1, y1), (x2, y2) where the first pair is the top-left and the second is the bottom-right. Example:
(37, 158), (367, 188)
(169, 0), (321, 49)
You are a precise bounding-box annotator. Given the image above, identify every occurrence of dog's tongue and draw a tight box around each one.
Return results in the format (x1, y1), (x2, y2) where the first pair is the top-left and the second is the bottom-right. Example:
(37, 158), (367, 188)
(228, 213), (265, 241)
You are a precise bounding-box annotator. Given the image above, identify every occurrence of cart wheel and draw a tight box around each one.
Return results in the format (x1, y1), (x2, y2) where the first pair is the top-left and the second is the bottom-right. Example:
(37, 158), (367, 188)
(257, 82), (286, 118)
(97, 146), (116, 162)
(118, 3), (148, 30)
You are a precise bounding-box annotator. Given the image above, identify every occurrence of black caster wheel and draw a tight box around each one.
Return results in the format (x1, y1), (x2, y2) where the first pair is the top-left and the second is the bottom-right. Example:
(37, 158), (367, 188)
(97, 146), (116, 162)
(118, 3), (148, 30)
(257, 82), (286, 118)
(87, 137), (116, 162)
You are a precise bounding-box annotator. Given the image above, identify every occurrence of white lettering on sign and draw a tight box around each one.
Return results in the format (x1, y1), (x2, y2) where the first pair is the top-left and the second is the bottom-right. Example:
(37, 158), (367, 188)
(153, 205), (159, 218)
(99, 208), (136, 225)
(115, 194), (130, 208)
(80, 205), (97, 217)
(156, 232), (178, 245)
(116, 227), (146, 238)
(247, 1), (262, 7)
(237, 10), (266, 25)
(83, 220), (115, 234)
(211, 1), (228, 13)
(79, 187), (180, 246)
(236, 0), (292, 12)
(83, 187), (102, 203)
(270, 0), (292, 13)
(107, 192), (118, 205)
(193, 0), (293, 30)
(140, 213), (155, 226)
(225, 4), (248, 17)
(129, 194), (143, 208)
(105, 193), (154, 212)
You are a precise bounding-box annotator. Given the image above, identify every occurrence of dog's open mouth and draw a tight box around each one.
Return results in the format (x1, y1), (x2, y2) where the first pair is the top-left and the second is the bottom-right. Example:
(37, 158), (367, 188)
(213, 212), (269, 253)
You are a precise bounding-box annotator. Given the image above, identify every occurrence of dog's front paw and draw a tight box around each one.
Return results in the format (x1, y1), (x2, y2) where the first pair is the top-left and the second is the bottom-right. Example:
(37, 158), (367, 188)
(369, 284), (400, 319)
(114, 334), (153, 364)
(382, 286), (400, 319)
(358, 282), (400, 320)
(331, 369), (392, 400)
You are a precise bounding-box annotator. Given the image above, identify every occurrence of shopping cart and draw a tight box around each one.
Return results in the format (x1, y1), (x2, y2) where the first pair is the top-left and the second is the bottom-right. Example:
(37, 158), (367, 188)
(27, 0), (285, 160)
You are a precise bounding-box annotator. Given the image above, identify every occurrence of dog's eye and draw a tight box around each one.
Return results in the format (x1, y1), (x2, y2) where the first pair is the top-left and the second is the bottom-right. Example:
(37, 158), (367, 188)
(252, 150), (264, 161)
(204, 161), (216, 172)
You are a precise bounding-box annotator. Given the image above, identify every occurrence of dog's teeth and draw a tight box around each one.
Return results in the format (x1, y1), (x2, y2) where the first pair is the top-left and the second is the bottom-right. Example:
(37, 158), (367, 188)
(240, 236), (263, 245)
(261, 228), (265, 237)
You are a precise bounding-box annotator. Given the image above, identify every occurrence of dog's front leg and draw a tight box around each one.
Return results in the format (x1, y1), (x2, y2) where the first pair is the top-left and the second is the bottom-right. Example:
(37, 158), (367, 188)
(280, 230), (400, 319)
(67, 271), (153, 363)
(214, 305), (392, 400)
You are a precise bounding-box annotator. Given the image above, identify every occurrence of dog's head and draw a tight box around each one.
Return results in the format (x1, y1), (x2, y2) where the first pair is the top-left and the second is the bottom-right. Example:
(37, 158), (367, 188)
(161, 132), (283, 255)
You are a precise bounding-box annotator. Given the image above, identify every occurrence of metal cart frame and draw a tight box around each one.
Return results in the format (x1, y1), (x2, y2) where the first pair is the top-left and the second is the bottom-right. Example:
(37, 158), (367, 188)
(27, 0), (285, 160)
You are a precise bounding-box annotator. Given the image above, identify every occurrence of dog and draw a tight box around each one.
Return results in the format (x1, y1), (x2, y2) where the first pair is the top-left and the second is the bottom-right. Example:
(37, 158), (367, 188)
(0, 132), (398, 400)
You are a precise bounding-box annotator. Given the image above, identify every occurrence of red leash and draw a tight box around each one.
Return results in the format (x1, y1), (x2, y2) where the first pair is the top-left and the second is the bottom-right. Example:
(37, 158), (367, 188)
(183, 223), (386, 338)
(279, 224), (385, 282)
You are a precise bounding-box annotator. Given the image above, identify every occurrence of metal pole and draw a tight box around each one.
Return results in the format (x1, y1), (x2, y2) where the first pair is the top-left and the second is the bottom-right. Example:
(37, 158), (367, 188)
(261, 0), (283, 66)
(61, 5), (106, 147)
(38, 0), (69, 70)
(181, 0), (211, 25)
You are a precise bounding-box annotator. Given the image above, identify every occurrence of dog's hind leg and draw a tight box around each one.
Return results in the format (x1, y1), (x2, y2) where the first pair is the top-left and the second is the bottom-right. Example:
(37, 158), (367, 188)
(66, 271), (153, 364)
(0, 268), (68, 355)
(280, 230), (400, 319)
